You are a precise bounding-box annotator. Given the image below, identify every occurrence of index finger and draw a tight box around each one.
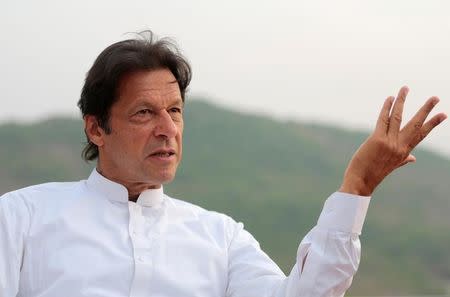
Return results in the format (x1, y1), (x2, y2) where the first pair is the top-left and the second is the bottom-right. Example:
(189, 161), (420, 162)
(388, 86), (409, 139)
(375, 96), (394, 136)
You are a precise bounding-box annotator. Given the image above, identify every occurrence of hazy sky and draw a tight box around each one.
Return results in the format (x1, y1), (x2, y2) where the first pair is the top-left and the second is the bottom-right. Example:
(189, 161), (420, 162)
(2, 0), (449, 157)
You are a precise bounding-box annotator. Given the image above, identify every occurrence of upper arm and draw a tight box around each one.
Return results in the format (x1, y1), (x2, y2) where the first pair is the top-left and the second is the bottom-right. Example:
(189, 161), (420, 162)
(226, 219), (286, 297)
(0, 192), (31, 296)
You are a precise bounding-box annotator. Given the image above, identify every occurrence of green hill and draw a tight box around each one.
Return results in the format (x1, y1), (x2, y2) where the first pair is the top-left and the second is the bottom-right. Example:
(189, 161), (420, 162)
(1, 100), (449, 296)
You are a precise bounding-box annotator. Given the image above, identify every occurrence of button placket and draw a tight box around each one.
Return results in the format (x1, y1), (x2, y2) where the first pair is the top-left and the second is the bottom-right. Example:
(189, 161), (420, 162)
(129, 202), (154, 296)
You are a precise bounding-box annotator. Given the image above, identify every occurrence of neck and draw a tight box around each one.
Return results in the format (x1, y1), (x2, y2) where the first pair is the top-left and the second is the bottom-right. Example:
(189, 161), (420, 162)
(95, 166), (161, 201)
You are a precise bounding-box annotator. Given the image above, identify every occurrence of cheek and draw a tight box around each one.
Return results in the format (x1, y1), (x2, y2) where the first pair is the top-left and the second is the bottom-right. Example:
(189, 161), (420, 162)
(127, 127), (145, 140)
(112, 127), (148, 152)
(177, 121), (184, 139)
(174, 124), (183, 160)
(177, 127), (183, 147)
(129, 128), (153, 151)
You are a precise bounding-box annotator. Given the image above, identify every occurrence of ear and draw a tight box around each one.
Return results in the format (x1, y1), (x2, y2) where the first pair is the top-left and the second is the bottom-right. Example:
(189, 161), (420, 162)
(84, 115), (106, 148)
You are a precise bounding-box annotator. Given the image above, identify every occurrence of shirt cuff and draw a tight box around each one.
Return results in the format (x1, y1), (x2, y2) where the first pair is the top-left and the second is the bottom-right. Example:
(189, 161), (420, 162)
(316, 192), (371, 235)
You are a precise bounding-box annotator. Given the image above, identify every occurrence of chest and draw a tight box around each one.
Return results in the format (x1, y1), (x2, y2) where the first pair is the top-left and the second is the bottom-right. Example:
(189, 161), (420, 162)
(19, 202), (228, 297)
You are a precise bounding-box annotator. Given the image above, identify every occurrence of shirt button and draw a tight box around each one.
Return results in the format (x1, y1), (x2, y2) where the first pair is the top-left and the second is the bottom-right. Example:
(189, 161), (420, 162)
(138, 256), (144, 262)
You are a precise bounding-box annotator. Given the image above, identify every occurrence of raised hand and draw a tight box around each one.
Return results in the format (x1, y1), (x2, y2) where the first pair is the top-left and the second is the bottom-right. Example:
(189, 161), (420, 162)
(339, 86), (447, 196)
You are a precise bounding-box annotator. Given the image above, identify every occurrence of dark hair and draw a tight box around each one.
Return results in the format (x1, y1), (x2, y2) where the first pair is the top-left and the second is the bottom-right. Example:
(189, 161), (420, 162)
(77, 31), (192, 161)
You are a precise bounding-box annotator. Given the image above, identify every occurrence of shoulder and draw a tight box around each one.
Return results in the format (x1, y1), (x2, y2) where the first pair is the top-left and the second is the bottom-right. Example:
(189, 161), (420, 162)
(2, 180), (82, 200)
(165, 195), (242, 240)
(167, 195), (236, 222)
(0, 180), (84, 213)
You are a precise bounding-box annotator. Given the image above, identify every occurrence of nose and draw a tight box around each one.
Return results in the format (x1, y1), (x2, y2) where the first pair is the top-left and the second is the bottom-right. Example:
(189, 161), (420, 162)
(154, 110), (178, 139)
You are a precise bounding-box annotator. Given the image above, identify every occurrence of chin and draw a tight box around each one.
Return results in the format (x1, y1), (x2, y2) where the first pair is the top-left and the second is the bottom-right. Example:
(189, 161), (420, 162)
(152, 171), (176, 185)
(142, 164), (178, 185)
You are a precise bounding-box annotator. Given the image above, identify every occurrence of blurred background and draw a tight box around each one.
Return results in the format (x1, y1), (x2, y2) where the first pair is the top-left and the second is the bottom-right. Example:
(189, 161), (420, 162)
(1, 1), (449, 296)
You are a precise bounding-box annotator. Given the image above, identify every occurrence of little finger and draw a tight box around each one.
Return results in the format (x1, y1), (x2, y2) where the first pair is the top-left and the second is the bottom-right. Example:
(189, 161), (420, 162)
(400, 96), (440, 144)
(408, 113), (447, 149)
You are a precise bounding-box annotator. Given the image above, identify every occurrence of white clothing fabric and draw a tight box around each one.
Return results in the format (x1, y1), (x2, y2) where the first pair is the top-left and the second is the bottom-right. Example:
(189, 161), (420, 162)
(0, 169), (370, 297)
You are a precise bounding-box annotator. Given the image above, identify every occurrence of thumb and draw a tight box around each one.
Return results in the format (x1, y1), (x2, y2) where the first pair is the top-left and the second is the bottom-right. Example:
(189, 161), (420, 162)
(397, 154), (416, 168)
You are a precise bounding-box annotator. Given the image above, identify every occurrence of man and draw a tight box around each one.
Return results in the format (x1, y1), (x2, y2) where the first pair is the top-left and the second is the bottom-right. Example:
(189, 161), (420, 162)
(0, 33), (447, 297)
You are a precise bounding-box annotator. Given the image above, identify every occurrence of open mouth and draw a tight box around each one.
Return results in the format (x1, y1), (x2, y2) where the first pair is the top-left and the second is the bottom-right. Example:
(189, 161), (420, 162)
(149, 147), (176, 159)
(151, 152), (175, 157)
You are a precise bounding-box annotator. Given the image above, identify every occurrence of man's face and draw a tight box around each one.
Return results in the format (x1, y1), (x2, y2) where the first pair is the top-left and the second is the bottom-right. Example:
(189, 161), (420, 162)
(94, 69), (184, 189)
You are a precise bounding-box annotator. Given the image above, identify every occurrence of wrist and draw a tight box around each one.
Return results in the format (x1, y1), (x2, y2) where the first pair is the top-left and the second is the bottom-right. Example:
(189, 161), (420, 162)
(339, 174), (375, 196)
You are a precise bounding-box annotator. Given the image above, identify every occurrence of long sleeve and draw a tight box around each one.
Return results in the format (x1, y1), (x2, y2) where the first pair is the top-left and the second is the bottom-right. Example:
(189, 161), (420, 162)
(0, 192), (31, 297)
(226, 192), (370, 297)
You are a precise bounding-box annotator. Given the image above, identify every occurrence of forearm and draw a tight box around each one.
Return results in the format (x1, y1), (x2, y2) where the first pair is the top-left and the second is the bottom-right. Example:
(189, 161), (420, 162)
(284, 193), (369, 296)
(226, 193), (370, 297)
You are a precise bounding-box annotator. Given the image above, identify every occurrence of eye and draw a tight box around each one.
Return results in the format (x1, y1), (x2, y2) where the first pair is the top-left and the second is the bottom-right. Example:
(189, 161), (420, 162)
(135, 109), (153, 116)
(169, 107), (182, 114)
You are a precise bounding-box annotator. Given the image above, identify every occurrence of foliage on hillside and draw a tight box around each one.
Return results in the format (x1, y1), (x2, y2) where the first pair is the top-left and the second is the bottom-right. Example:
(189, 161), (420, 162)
(1, 100), (449, 296)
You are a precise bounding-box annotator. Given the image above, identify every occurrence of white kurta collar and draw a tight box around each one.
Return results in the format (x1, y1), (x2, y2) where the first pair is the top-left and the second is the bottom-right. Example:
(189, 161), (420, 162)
(86, 169), (164, 207)
(137, 186), (164, 207)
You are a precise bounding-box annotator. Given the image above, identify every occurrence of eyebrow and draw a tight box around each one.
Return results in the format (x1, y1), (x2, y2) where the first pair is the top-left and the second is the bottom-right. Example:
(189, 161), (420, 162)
(132, 97), (183, 109)
(167, 97), (184, 106)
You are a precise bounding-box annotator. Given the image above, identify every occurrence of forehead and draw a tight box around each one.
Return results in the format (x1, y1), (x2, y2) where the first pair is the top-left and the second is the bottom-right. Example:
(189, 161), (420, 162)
(116, 69), (181, 107)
